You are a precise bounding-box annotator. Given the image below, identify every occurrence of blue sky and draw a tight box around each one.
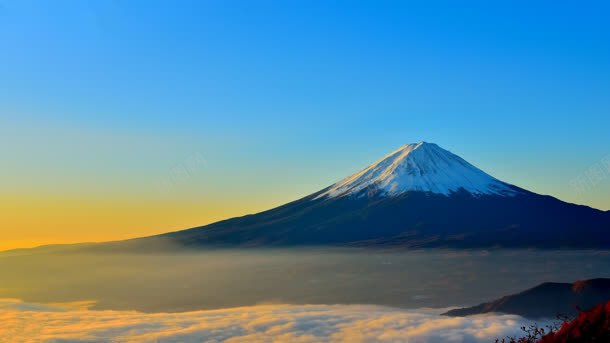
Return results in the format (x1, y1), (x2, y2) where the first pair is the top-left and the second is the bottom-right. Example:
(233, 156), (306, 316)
(1, 0), (609, 247)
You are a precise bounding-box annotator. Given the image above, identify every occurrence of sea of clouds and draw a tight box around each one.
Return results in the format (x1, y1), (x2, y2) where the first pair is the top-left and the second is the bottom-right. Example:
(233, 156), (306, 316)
(0, 298), (546, 343)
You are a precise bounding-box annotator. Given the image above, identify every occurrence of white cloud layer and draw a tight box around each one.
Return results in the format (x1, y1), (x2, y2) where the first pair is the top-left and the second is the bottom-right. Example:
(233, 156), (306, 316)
(0, 298), (543, 343)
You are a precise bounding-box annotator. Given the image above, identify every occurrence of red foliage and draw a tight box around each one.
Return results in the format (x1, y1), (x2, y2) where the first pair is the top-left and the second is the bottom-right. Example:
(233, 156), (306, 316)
(538, 301), (610, 343)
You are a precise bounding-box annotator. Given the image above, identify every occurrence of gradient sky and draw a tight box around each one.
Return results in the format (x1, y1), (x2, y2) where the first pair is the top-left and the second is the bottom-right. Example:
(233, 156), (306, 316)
(1, 1), (610, 250)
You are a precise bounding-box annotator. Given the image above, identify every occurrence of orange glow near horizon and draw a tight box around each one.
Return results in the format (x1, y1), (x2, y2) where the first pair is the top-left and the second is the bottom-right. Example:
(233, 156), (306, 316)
(0, 194), (282, 251)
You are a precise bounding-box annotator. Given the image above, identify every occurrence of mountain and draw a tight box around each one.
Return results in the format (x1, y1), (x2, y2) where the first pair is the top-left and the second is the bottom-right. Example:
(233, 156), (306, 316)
(113, 142), (610, 250)
(316, 142), (517, 198)
(443, 278), (610, 319)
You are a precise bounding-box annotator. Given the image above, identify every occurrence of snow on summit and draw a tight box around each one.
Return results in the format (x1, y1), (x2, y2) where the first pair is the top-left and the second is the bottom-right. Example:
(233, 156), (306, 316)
(317, 142), (519, 199)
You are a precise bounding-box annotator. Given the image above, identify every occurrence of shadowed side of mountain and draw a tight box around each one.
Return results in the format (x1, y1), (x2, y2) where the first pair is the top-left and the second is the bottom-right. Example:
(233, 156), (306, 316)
(159, 189), (610, 248)
(70, 189), (610, 253)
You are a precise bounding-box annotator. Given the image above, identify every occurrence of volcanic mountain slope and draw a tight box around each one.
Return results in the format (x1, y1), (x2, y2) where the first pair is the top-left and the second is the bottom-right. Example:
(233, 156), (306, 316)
(443, 278), (610, 319)
(78, 142), (606, 252)
(110, 141), (610, 250)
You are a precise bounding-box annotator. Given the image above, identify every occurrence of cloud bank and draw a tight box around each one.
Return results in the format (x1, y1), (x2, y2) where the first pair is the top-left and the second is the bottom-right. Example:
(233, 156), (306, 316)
(0, 298), (544, 343)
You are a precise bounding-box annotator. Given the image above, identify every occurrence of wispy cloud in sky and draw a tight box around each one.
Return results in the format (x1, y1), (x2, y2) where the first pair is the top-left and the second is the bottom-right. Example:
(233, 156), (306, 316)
(0, 299), (544, 343)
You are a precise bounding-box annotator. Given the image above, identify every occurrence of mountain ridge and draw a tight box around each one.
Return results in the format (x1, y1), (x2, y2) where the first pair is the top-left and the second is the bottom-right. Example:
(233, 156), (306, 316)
(443, 278), (610, 319)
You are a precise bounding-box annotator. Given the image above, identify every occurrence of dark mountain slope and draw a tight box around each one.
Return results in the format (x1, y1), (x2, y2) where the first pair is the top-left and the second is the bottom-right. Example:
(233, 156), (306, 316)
(144, 188), (610, 249)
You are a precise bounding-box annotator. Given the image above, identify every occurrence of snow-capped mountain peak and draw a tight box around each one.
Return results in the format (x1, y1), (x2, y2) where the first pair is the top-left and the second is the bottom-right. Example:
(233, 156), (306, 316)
(317, 142), (519, 199)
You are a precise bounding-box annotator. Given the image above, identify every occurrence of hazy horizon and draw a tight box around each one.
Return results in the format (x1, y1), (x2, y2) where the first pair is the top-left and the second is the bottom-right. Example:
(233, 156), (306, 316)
(2, 248), (608, 312)
(1, 248), (605, 341)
